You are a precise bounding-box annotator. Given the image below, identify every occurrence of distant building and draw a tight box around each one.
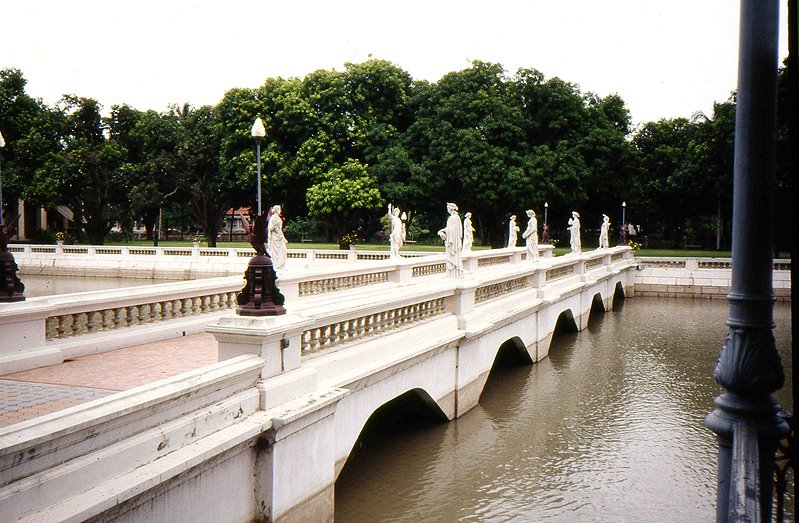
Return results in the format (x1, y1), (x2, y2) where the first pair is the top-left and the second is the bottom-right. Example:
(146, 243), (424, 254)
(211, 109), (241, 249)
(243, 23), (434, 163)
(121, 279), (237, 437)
(4, 199), (72, 241)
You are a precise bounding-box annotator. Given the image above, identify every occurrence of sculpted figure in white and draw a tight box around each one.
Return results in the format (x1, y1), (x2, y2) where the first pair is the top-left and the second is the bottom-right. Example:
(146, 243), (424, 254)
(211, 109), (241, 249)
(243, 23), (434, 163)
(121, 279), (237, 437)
(507, 215), (519, 248)
(437, 202), (463, 278)
(568, 211), (581, 254)
(462, 212), (475, 252)
(522, 209), (539, 261)
(387, 203), (406, 258)
(267, 204), (288, 270)
(599, 214), (610, 249)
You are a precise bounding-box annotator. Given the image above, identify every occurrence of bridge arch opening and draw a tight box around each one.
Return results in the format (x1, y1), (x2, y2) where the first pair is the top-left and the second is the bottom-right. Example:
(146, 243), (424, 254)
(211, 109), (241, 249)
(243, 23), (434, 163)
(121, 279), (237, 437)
(492, 337), (533, 369)
(587, 292), (606, 324)
(613, 281), (626, 307)
(338, 388), (448, 473)
(553, 309), (579, 335)
(335, 388), (448, 510)
(479, 337), (533, 402)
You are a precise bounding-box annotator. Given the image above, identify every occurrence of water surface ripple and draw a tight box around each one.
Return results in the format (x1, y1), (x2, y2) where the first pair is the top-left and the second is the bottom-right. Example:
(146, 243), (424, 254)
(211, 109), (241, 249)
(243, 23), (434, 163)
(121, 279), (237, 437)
(335, 297), (792, 522)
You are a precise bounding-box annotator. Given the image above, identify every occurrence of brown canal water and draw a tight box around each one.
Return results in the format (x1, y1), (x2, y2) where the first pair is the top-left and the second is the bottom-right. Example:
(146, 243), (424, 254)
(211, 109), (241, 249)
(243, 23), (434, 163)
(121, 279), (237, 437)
(335, 296), (793, 522)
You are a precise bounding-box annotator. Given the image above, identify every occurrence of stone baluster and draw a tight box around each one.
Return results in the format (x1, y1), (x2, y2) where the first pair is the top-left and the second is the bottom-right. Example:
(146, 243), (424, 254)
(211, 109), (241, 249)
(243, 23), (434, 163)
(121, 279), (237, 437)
(102, 310), (115, 330)
(86, 311), (101, 333)
(138, 304), (150, 324)
(58, 315), (73, 338)
(114, 307), (127, 328)
(127, 306), (139, 326)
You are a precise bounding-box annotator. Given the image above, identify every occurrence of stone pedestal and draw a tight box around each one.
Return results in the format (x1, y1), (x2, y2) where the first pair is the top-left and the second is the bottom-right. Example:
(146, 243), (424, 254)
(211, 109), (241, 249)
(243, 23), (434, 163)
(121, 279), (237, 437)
(209, 313), (312, 379)
(237, 254), (286, 316)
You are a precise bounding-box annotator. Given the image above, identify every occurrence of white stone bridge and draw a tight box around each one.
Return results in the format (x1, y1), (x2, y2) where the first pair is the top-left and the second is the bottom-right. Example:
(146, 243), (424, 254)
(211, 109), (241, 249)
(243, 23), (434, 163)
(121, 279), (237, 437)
(0, 246), (636, 521)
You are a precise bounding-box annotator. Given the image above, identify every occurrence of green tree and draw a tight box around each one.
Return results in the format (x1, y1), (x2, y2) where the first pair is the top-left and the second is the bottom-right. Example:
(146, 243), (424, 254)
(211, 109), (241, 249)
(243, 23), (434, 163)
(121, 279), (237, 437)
(0, 68), (63, 221)
(33, 96), (130, 244)
(122, 108), (181, 242)
(306, 158), (383, 239)
(173, 104), (244, 247)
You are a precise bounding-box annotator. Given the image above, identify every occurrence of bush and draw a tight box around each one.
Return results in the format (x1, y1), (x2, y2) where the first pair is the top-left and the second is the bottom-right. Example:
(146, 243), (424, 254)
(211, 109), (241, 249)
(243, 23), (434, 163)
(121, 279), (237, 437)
(29, 228), (56, 244)
(284, 216), (324, 241)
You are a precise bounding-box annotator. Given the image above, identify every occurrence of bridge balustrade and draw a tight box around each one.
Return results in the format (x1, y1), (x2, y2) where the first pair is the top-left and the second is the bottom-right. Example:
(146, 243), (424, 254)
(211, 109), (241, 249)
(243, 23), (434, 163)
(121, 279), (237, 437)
(0, 243), (577, 374)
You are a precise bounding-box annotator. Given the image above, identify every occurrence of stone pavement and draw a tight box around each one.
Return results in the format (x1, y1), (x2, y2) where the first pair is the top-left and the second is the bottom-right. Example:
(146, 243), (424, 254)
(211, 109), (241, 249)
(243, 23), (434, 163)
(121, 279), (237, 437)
(0, 333), (218, 428)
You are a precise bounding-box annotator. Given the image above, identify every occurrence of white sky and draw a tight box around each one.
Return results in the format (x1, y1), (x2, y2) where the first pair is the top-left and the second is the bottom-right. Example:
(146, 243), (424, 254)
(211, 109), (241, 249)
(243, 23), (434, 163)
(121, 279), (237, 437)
(1, 1), (790, 126)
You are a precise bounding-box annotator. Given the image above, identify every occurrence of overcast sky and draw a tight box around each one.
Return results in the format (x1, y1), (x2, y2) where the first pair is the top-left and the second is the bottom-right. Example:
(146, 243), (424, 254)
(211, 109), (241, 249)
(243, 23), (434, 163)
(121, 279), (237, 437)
(2, 1), (790, 126)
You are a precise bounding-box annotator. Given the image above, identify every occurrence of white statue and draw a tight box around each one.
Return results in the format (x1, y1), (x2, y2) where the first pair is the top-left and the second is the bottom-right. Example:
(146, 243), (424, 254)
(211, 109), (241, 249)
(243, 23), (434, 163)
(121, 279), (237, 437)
(437, 202), (463, 278)
(522, 209), (539, 260)
(598, 214), (610, 249)
(507, 215), (519, 248)
(568, 211), (581, 254)
(462, 212), (475, 252)
(267, 204), (288, 270)
(387, 203), (406, 258)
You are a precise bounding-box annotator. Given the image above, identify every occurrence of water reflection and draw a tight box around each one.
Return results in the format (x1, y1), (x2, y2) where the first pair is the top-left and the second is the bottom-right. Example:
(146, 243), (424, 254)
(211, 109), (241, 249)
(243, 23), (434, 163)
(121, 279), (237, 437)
(335, 297), (792, 521)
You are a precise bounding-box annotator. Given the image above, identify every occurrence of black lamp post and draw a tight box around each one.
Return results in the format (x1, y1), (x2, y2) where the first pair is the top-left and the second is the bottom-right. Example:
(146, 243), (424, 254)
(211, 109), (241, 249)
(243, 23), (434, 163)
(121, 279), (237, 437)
(251, 117), (266, 215)
(236, 117), (285, 317)
(0, 130), (5, 222)
(705, 0), (786, 520)
(618, 201), (628, 246)
(541, 202), (550, 245)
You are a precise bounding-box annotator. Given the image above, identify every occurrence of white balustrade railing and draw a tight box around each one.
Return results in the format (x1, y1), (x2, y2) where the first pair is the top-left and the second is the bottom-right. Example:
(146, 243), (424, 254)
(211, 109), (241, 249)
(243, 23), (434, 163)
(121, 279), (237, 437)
(38, 278), (241, 341)
(301, 297), (448, 354)
(293, 247), (634, 357)
(9, 243), (554, 266)
(1, 242), (600, 371)
(474, 276), (528, 304)
(637, 257), (790, 271)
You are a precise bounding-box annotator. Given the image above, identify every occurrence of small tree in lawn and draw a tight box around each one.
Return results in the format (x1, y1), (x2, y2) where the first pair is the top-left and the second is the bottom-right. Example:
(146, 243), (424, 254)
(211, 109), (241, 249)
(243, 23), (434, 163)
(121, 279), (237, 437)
(306, 158), (383, 243)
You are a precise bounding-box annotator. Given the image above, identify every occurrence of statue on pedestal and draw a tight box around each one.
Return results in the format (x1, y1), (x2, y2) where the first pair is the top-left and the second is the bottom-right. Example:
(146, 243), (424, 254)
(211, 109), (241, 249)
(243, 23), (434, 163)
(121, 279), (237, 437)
(522, 210), (539, 261)
(388, 203), (406, 258)
(0, 215), (24, 302)
(598, 214), (610, 249)
(268, 205), (288, 271)
(568, 211), (581, 254)
(507, 215), (519, 248)
(437, 203), (463, 278)
(462, 212), (475, 253)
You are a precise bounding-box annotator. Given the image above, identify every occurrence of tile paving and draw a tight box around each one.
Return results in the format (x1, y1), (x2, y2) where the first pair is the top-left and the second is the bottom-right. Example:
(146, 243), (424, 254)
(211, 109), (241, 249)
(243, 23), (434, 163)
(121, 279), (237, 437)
(0, 333), (218, 429)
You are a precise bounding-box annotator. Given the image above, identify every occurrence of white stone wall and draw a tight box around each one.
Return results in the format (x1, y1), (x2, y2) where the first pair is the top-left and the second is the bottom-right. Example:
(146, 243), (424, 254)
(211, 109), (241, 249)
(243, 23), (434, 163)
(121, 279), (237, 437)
(634, 258), (791, 301)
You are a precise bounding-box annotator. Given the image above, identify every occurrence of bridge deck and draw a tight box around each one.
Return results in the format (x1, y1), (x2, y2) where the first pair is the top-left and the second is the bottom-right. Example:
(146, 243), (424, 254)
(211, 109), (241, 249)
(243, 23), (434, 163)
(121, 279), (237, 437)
(0, 334), (218, 428)
(0, 253), (625, 430)
(0, 262), (526, 427)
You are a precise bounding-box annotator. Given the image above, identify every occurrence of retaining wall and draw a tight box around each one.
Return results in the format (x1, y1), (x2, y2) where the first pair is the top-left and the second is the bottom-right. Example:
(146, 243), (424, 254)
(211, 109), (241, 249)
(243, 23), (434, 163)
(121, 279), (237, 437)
(634, 257), (791, 301)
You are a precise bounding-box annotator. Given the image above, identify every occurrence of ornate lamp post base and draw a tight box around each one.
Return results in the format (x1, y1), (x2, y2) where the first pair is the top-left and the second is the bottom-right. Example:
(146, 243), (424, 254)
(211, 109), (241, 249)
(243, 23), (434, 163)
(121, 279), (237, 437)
(236, 254), (285, 316)
(0, 249), (25, 302)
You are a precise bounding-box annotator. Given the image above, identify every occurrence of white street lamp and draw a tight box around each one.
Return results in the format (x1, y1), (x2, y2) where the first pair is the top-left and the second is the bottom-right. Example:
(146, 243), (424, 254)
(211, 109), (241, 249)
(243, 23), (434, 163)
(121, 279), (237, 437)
(544, 201), (548, 227)
(251, 118), (266, 215)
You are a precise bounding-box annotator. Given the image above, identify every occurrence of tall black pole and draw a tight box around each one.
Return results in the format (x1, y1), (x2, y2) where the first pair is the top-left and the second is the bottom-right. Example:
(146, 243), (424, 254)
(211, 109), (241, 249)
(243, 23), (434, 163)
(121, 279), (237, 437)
(787, 0), (797, 514)
(256, 138), (262, 215)
(705, 0), (786, 520)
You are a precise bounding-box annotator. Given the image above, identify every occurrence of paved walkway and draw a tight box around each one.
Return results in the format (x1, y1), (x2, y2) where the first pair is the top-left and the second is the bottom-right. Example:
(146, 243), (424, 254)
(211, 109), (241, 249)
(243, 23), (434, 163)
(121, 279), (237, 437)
(0, 333), (218, 428)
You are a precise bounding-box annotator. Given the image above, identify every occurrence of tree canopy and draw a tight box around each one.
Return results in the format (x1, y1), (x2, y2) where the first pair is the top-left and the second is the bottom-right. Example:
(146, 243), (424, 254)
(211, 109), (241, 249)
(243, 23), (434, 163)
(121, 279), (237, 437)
(0, 58), (793, 250)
